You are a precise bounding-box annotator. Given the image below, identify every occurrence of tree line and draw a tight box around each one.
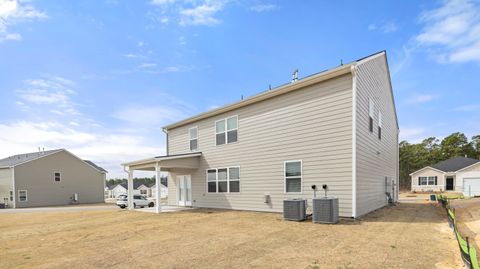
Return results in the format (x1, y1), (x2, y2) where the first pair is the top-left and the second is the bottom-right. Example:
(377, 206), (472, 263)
(106, 176), (168, 188)
(399, 132), (480, 190)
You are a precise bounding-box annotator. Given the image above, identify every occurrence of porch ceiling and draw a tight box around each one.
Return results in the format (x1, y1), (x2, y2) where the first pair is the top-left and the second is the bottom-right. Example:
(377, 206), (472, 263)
(122, 152), (201, 171)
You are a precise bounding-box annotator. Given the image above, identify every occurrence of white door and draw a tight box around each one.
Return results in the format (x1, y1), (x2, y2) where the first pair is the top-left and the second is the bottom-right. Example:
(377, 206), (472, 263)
(463, 178), (480, 196)
(177, 175), (192, 206)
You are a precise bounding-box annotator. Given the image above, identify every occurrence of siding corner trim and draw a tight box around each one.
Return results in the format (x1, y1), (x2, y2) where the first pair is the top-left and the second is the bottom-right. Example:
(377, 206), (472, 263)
(351, 64), (358, 218)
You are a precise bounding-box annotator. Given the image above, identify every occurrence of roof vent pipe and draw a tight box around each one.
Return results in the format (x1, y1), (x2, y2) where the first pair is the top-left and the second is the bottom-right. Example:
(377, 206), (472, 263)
(291, 69), (298, 83)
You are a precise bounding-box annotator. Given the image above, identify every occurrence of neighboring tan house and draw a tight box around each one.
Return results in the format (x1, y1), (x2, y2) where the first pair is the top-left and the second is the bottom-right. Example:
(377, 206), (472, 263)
(410, 157), (480, 196)
(148, 183), (168, 198)
(0, 149), (107, 208)
(122, 51), (399, 218)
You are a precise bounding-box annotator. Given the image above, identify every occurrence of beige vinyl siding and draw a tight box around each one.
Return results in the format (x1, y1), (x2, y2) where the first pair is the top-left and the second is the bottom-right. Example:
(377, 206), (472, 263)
(0, 168), (13, 206)
(355, 54), (399, 217)
(456, 162), (480, 191)
(410, 168), (445, 192)
(167, 74), (354, 217)
(14, 151), (105, 208)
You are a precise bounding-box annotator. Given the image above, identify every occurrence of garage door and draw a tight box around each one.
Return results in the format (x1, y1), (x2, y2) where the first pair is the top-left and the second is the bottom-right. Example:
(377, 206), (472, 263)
(463, 178), (480, 196)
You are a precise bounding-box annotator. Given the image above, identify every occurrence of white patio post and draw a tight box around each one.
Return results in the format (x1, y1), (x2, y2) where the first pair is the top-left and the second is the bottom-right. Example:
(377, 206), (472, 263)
(155, 162), (162, 213)
(127, 169), (134, 210)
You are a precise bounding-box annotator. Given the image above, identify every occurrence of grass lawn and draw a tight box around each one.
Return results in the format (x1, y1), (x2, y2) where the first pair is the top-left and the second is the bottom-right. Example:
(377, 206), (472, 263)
(0, 203), (462, 269)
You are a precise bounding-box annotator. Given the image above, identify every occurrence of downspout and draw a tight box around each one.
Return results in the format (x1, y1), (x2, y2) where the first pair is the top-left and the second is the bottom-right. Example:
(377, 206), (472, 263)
(351, 64), (358, 218)
(162, 128), (169, 155)
(11, 167), (16, 209)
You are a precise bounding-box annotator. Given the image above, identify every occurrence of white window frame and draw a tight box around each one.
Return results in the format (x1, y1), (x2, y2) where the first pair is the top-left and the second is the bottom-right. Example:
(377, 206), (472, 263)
(206, 166), (241, 194)
(189, 126), (199, 151)
(9, 190), (13, 201)
(54, 171), (61, 182)
(284, 160), (303, 194)
(215, 115), (238, 146)
(419, 176), (436, 186)
(18, 190), (27, 202)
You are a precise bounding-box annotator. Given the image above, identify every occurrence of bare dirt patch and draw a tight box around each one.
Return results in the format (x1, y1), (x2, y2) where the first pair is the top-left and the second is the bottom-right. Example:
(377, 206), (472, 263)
(450, 198), (480, 254)
(0, 203), (462, 269)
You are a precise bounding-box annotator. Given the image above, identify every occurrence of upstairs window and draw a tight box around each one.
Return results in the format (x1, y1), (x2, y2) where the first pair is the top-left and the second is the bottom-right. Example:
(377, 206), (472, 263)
(378, 112), (382, 140)
(18, 190), (27, 202)
(215, 116), (238, 145)
(368, 99), (374, 133)
(54, 172), (61, 182)
(285, 161), (302, 193)
(189, 126), (198, 151)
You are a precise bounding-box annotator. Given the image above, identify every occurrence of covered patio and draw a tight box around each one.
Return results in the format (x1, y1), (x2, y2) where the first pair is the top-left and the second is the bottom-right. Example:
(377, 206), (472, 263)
(121, 152), (201, 213)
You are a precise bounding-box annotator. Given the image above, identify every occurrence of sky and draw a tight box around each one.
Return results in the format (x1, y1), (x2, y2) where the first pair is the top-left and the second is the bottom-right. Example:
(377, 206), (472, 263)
(0, 0), (479, 178)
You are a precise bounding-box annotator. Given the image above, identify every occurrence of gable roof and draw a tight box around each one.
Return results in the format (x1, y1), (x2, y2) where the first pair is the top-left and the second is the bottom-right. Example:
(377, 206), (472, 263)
(0, 149), (63, 167)
(118, 182), (145, 190)
(0, 149), (107, 174)
(431, 157), (480, 172)
(163, 51), (392, 131)
(84, 160), (108, 173)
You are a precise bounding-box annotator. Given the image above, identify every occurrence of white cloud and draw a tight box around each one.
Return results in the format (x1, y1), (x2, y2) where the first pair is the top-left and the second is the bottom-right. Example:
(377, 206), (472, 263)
(0, 0), (47, 42)
(367, 22), (397, 33)
(179, 2), (225, 26)
(150, 0), (177, 5)
(0, 121), (165, 178)
(415, 0), (480, 63)
(138, 63), (157, 68)
(400, 127), (426, 142)
(112, 106), (188, 126)
(16, 76), (80, 116)
(405, 94), (437, 104)
(249, 4), (276, 12)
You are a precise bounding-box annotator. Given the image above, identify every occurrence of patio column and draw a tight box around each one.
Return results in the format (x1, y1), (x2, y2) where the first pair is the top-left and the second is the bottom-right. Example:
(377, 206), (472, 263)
(127, 169), (134, 210)
(155, 162), (162, 213)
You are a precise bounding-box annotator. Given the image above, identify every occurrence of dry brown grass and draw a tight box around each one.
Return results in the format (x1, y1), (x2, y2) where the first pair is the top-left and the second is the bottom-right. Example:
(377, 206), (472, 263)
(0, 203), (462, 269)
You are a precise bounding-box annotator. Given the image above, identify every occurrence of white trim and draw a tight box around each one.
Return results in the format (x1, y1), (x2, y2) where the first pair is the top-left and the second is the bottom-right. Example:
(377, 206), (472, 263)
(284, 160), (303, 194)
(351, 64), (357, 218)
(189, 126), (199, 151)
(11, 167), (16, 208)
(18, 189), (27, 202)
(456, 161), (480, 173)
(409, 166), (446, 176)
(122, 152), (202, 167)
(418, 176), (437, 186)
(54, 171), (61, 182)
(215, 115), (238, 146)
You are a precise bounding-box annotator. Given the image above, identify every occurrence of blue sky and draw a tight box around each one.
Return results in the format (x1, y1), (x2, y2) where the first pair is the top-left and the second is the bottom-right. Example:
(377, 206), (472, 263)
(1, 0), (479, 177)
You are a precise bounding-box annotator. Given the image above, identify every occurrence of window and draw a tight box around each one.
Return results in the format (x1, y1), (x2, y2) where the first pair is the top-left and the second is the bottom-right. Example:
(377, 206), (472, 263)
(189, 126), (198, 151)
(378, 112), (382, 140)
(419, 176), (437, 186)
(368, 99), (374, 133)
(18, 190), (27, 202)
(9, 191), (13, 201)
(285, 161), (302, 193)
(54, 172), (61, 182)
(216, 116), (238, 145)
(206, 167), (240, 193)
(140, 189), (147, 195)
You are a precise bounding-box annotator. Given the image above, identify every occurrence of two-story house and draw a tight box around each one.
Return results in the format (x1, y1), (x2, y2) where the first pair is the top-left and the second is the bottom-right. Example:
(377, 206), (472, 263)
(122, 51), (399, 218)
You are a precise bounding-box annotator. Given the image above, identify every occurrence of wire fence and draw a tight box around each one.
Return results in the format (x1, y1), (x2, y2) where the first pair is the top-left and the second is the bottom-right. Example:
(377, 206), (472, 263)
(438, 195), (479, 269)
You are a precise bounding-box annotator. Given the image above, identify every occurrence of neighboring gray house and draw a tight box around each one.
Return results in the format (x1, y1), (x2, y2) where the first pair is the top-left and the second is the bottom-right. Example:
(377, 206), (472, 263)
(410, 157), (480, 196)
(122, 51), (399, 218)
(0, 149), (107, 208)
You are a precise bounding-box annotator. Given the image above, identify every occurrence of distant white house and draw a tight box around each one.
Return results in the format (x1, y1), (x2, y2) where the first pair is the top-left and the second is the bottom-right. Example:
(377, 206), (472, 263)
(149, 183), (168, 198)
